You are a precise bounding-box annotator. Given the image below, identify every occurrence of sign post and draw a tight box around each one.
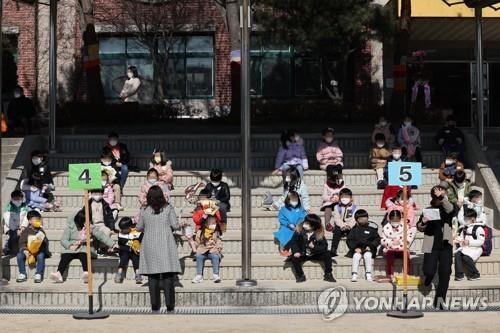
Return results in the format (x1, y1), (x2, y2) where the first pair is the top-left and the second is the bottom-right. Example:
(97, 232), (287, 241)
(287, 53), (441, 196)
(386, 162), (424, 319)
(69, 163), (110, 320)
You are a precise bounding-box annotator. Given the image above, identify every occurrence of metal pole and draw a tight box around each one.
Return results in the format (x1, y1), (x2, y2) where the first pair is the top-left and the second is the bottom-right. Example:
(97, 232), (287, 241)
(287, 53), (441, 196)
(475, 7), (484, 147)
(49, 0), (57, 152)
(0, 0), (4, 285)
(236, 0), (256, 287)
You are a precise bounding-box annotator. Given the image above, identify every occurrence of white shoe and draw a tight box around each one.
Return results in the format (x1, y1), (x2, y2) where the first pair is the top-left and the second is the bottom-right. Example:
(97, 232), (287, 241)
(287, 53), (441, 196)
(83, 272), (89, 284)
(366, 272), (373, 281)
(16, 273), (27, 282)
(351, 273), (358, 282)
(50, 271), (63, 283)
(213, 274), (221, 283)
(34, 274), (43, 283)
(191, 275), (203, 284)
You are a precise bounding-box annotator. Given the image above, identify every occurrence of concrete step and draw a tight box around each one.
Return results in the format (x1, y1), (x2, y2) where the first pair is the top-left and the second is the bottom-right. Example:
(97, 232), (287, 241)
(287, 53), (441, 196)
(3, 252), (500, 282)
(46, 151), (446, 171)
(51, 187), (437, 210)
(2, 278), (499, 310)
(53, 133), (441, 154)
(50, 169), (468, 189)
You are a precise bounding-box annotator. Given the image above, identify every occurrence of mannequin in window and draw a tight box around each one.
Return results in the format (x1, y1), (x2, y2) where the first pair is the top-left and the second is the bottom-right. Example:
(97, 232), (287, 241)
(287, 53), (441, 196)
(120, 66), (141, 103)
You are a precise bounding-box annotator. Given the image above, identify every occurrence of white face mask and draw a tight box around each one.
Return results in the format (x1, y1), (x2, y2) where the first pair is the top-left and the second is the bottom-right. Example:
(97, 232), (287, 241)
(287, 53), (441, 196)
(208, 224), (217, 230)
(148, 179), (157, 185)
(289, 201), (299, 207)
(14, 92), (21, 98)
(212, 181), (220, 187)
(404, 122), (412, 127)
(285, 176), (291, 183)
(102, 161), (112, 166)
(109, 139), (118, 146)
(445, 159), (454, 166)
(379, 121), (387, 126)
(32, 157), (42, 166)
(340, 198), (351, 205)
(294, 135), (300, 142)
(325, 137), (334, 144)
(303, 224), (311, 231)
(473, 200), (482, 206)
(92, 195), (103, 202)
(12, 200), (23, 207)
(376, 142), (385, 148)
(127, 71), (134, 79)
(101, 180), (108, 186)
(336, 178), (343, 185)
(390, 222), (400, 228)
(392, 153), (401, 160)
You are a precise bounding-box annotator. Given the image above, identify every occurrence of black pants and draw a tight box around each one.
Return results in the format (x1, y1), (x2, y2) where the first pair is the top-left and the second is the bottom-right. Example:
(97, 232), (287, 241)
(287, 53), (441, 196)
(147, 273), (176, 311)
(331, 226), (350, 253)
(402, 146), (423, 163)
(422, 243), (453, 308)
(290, 252), (332, 277)
(455, 252), (480, 278)
(57, 253), (88, 273)
(119, 250), (140, 270)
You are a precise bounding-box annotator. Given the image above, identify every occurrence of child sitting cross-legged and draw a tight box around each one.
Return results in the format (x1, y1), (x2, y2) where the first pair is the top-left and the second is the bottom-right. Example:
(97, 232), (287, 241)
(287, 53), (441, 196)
(288, 214), (336, 283)
(192, 215), (223, 284)
(347, 210), (380, 282)
(16, 210), (50, 283)
(115, 217), (143, 284)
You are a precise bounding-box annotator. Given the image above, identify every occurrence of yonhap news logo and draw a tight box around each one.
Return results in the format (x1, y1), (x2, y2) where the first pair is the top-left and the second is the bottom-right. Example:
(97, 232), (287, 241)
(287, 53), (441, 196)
(317, 287), (488, 321)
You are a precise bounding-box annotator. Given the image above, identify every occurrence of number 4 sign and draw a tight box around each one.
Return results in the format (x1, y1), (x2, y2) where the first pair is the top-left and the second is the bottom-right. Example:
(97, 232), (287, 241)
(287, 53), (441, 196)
(388, 161), (422, 186)
(68, 163), (102, 190)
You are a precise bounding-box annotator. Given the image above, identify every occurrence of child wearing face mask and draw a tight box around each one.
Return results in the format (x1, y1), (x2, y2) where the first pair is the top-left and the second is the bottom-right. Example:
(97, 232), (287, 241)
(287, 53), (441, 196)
(138, 168), (170, 208)
(101, 171), (118, 218)
(28, 150), (54, 192)
(273, 191), (307, 257)
(371, 116), (395, 148)
(438, 152), (464, 185)
(273, 129), (309, 179)
(264, 167), (311, 212)
(192, 215), (223, 284)
(381, 210), (415, 278)
(454, 209), (484, 281)
(383, 189), (417, 228)
(23, 178), (61, 212)
(16, 210), (50, 283)
(150, 149), (174, 190)
(87, 188), (116, 239)
(115, 217), (143, 284)
(457, 190), (488, 228)
(2, 190), (29, 255)
(370, 133), (391, 189)
(397, 116), (422, 162)
(101, 151), (123, 211)
(446, 170), (471, 209)
(346, 210), (380, 282)
(316, 127), (343, 172)
(204, 168), (231, 233)
(435, 115), (466, 162)
(104, 132), (131, 188)
(330, 188), (357, 257)
(321, 165), (345, 232)
(289, 214), (336, 283)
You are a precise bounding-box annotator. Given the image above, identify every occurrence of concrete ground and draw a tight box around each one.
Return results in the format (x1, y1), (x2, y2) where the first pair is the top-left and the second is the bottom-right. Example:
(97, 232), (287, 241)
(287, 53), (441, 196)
(1, 312), (499, 333)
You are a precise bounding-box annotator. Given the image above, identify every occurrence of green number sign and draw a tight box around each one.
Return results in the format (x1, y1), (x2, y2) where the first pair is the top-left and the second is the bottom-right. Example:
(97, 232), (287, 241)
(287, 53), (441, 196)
(68, 163), (102, 190)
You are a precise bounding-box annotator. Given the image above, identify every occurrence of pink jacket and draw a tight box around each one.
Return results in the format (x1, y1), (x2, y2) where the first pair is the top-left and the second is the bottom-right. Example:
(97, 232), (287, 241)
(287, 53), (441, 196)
(103, 185), (116, 209)
(381, 222), (416, 252)
(138, 181), (170, 207)
(321, 182), (344, 208)
(316, 142), (343, 170)
(150, 162), (174, 187)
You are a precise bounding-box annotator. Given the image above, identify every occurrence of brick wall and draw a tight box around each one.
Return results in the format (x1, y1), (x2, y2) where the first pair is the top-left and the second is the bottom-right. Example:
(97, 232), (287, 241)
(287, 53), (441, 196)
(2, 0), (37, 98)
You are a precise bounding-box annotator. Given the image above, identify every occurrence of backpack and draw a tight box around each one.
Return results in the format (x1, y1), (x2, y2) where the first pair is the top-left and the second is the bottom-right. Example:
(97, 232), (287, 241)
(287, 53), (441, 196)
(462, 225), (492, 256)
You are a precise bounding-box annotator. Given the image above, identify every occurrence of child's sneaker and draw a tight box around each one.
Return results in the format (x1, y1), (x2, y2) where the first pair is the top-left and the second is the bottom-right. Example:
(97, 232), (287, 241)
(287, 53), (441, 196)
(296, 274), (306, 283)
(468, 274), (481, 281)
(366, 272), (373, 281)
(324, 273), (336, 282)
(455, 274), (465, 281)
(34, 274), (43, 283)
(50, 271), (63, 283)
(351, 273), (358, 282)
(135, 274), (143, 284)
(213, 274), (221, 283)
(83, 272), (89, 284)
(114, 272), (124, 284)
(376, 180), (386, 190)
(192, 275), (203, 284)
(262, 191), (273, 206)
(16, 273), (27, 283)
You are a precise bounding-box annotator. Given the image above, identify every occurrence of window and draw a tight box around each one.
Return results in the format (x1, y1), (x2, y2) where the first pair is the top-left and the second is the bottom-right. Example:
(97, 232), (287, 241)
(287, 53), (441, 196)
(250, 36), (323, 98)
(99, 35), (214, 101)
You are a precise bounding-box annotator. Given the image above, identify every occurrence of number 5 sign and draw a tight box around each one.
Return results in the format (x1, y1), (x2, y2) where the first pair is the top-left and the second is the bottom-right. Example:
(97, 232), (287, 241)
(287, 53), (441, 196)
(388, 162), (422, 186)
(68, 163), (102, 190)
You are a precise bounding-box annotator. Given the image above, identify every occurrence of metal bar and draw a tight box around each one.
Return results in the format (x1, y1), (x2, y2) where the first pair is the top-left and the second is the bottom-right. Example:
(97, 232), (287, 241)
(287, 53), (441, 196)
(475, 7), (484, 146)
(49, 0), (57, 152)
(236, 0), (257, 287)
(0, 0), (4, 284)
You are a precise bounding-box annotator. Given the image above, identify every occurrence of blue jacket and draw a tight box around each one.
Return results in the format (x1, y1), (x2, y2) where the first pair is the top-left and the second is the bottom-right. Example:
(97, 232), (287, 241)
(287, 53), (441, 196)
(24, 188), (47, 210)
(273, 205), (306, 247)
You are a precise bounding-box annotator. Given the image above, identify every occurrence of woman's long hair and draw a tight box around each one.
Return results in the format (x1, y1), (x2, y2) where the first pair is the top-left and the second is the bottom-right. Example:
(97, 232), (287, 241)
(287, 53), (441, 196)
(147, 185), (168, 214)
(128, 65), (139, 79)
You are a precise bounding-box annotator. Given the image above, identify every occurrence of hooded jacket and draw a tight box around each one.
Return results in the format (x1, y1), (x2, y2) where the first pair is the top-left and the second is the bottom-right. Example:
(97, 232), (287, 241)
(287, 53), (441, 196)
(273, 204), (307, 247)
(274, 137), (309, 170)
(456, 221), (485, 262)
(316, 142), (343, 170)
(381, 222), (417, 252)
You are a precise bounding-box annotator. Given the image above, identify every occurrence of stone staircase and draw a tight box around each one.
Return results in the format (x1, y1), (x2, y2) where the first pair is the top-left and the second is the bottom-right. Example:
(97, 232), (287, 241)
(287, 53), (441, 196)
(0, 138), (23, 191)
(1, 133), (500, 312)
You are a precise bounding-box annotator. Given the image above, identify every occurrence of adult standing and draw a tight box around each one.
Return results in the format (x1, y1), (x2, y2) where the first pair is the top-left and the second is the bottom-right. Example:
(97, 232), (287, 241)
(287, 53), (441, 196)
(136, 185), (180, 313)
(104, 132), (131, 188)
(7, 86), (36, 136)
